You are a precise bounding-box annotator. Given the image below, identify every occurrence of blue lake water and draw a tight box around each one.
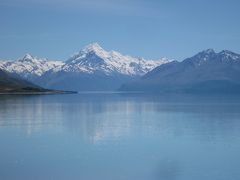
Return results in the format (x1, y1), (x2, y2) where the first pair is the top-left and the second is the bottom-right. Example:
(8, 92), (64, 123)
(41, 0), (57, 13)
(0, 93), (240, 180)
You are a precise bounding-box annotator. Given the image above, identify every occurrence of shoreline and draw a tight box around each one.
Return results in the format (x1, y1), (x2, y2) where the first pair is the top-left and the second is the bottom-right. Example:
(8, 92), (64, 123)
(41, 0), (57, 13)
(0, 90), (77, 95)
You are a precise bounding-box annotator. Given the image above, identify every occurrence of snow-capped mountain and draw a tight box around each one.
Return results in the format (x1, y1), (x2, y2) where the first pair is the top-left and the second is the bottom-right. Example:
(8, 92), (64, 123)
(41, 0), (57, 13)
(57, 43), (169, 76)
(120, 49), (240, 93)
(0, 43), (169, 78)
(39, 43), (170, 91)
(0, 54), (64, 79)
(0, 43), (170, 91)
(183, 49), (240, 66)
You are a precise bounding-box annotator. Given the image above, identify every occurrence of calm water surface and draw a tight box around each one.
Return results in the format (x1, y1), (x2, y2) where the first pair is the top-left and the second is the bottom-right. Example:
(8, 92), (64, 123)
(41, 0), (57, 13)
(0, 93), (240, 180)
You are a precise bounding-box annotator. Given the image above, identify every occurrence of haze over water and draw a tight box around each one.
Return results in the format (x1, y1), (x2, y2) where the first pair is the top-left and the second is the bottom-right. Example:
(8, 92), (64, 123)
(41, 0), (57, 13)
(0, 93), (240, 180)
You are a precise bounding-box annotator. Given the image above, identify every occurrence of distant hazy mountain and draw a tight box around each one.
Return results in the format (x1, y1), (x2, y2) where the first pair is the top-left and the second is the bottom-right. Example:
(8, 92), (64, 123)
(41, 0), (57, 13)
(0, 68), (45, 93)
(120, 49), (240, 93)
(0, 43), (169, 91)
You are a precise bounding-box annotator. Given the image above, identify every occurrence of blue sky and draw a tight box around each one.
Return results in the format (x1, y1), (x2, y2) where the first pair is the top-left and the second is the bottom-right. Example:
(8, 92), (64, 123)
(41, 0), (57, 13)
(0, 0), (240, 61)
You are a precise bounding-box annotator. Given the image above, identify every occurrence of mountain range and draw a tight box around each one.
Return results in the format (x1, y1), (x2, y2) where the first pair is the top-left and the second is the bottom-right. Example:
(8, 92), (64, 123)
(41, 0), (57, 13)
(1, 44), (240, 93)
(120, 49), (240, 93)
(0, 43), (169, 91)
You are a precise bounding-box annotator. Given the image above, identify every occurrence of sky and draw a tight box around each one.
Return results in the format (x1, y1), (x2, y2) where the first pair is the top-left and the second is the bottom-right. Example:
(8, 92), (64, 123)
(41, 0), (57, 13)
(0, 0), (240, 61)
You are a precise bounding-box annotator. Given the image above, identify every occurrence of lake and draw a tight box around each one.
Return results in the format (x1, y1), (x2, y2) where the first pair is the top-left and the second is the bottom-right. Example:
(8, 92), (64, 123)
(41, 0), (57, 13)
(0, 93), (240, 180)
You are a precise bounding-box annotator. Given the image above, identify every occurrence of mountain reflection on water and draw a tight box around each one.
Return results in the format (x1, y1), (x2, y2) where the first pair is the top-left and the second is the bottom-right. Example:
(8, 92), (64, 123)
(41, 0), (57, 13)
(0, 93), (240, 180)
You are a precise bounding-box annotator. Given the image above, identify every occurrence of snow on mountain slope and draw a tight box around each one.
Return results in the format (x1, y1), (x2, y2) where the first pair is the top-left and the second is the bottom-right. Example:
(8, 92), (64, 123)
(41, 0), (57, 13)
(0, 60), (8, 70)
(184, 49), (240, 66)
(119, 49), (240, 93)
(0, 43), (171, 82)
(0, 54), (64, 78)
(59, 43), (170, 76)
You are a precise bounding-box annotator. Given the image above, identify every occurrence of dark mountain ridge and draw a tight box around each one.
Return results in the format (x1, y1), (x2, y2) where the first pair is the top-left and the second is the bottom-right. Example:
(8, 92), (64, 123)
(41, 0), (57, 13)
(120, 49), (240, 93)
(0, 69), (45, 93)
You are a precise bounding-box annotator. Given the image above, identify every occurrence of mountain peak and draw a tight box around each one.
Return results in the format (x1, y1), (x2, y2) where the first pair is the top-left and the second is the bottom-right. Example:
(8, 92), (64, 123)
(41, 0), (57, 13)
(219, 50), (240, 60)
(219, 50), (236, 56)
(201, 49), (215, 54)
(81, 43), (105, 54)
(18, 53), (38, 63)
(64, 43), (170, 76)
(20, 54), (50, 63)
(23, 53), (34, 60)
(66, 43), (110, 63)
